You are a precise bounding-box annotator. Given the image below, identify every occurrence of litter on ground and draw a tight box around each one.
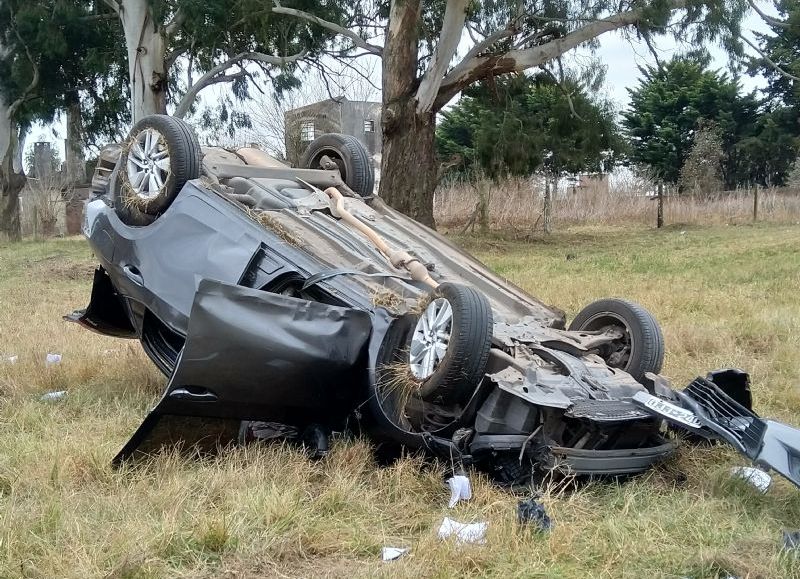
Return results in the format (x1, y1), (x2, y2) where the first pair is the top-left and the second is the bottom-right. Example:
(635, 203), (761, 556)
(517, 498), (553, 532)
(45, 353), (62, 366)
(437, 517), (488, 545)
(731, 466), (772, 493)
(446, 475), (472, 508)
(381, 547), (408, 561)
(40, 391), (67, 402)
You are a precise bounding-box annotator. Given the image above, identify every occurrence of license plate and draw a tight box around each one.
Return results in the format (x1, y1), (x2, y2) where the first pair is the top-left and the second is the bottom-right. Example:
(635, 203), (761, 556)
(632, 391), (703, 429)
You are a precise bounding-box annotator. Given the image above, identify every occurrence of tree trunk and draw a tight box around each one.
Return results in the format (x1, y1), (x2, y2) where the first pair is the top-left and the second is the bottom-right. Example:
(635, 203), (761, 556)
(0, 99), (25, 241)
(378, 0), (440, 227)
(120, 0), (168, 122)
(379, 103), (438, 227)
(65, 94), (86, 185)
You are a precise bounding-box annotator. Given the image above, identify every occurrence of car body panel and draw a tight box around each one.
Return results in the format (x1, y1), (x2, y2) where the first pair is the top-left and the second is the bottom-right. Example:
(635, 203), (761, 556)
(74, 145), (678, 478)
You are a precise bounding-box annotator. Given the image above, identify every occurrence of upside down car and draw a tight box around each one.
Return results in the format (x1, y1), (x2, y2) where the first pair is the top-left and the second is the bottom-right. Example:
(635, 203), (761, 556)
(69, 115), (800, 488)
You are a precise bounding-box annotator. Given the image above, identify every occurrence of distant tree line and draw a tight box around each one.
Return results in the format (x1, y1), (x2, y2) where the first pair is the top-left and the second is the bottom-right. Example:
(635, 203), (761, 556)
(436, 1), (800, 194)
(1, 0), (798, 240)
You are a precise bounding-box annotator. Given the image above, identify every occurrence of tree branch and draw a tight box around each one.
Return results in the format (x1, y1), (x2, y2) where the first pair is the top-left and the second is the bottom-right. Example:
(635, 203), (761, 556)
(742, 33), (800, 81)
(272, 1), (382, 55)
(79, 13), (118, 22)
(436, 6), (683, 109)
(416, 0), (470, 114)
(6, 6), (40, 120)
(746, 0), (789, 29)
(101, 0), (120, 14)
(541, 66), (584, 121)
(173, 50), (306, 119)
(165, 48), (187, 70)
(164, 7), (186, 37)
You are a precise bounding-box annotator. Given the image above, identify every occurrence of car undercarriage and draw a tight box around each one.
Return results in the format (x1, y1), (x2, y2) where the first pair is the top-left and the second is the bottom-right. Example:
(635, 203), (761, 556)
(69, 115), (800, 489)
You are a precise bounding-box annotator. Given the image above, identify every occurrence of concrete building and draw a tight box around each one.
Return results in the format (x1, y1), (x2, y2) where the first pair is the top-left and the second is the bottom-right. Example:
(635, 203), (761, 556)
(284, 97), (381, 166)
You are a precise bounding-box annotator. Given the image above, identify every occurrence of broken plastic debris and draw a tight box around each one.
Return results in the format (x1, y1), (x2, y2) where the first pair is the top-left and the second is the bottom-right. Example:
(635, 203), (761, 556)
(782, 530), (800, 555)
(731, 466), (772, 493)
(517, 498), (553, 532)
(40, 391), (67, 402)
(5, 355), (18, 364)
(437, 517), (488, 544)
(446, 475), (472, 508)
(381, 547), (408, 561)
(45, 353), (62, 366)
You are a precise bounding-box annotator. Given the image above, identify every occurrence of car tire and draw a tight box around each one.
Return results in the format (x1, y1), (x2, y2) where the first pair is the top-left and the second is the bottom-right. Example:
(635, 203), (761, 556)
(411, 283), (493, 406)
(116, 114), (201, 224)
(299, 133), (375, 197)
(568, 298), (664, 380)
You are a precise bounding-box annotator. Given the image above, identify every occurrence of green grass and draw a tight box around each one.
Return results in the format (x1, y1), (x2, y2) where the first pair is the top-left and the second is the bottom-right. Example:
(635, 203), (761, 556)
(1, 224), (800, 578)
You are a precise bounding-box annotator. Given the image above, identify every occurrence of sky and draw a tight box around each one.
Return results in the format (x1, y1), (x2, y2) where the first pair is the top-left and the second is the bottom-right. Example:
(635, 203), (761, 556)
(28, 4), (779, 164)
(587, 11), (773, 111)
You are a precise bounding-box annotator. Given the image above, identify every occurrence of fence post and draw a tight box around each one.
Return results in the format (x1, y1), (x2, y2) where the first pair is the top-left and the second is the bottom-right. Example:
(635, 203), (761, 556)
(657, 182), (664, 228)
(753, 185), (759, 222)
(543, 177), (552, 234)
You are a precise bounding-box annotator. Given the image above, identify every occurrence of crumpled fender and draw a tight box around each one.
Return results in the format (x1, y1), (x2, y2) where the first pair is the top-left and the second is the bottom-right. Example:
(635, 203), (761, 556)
(114, 279), (372, 463)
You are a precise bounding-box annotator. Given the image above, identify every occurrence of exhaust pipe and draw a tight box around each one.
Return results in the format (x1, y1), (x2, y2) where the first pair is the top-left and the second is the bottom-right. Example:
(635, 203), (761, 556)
(323, 187), (438, 288)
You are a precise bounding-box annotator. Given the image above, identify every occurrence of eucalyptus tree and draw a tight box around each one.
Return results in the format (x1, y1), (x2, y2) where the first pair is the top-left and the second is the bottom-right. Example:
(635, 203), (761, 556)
(99, 0), (347, 122)
(272, 0), (792, 226)
(0, 0), (122, 239)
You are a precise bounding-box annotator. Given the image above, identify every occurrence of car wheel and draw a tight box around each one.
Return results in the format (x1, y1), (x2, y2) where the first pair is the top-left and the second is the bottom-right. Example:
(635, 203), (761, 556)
(568, 298), (664, 380)
(116, 114), (201, 223)
(299, 133), (375, 197)
(411, 283), (493, 406)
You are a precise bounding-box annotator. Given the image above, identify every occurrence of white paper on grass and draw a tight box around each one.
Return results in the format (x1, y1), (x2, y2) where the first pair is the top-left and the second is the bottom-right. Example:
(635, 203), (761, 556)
(731, 466), (772, 493)
(437, 517), (488, 544)
(381, 547), (408, 561)
(40, 391), (68, 402)
(5, 355), (18, 364)
(45, 353), (62, 366)
(446, 475), (472, 508)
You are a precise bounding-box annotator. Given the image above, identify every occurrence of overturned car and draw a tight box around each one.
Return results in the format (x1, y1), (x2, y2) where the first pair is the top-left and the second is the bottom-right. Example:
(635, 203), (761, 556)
(70, 115), (800, 487)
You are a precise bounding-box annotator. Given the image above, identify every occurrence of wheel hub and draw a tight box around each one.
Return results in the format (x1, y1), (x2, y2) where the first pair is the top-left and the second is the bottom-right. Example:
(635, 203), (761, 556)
(126, 128), (171, 200)
(409, 298), (452, 380)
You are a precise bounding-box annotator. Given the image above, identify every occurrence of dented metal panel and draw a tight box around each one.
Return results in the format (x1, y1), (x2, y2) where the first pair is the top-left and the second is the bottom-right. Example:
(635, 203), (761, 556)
(114, 279), (372, 461)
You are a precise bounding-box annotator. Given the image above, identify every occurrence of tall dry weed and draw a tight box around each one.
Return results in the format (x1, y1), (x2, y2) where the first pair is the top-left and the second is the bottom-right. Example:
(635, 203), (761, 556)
(435, 177), (800, 231)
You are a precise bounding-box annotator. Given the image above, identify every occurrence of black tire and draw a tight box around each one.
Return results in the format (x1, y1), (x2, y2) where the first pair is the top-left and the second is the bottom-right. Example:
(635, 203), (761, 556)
(116, 114), (201, 224)
(414, 283), (493, 406)
(299, 133), (375, 197)
(568, 298), (664, 380)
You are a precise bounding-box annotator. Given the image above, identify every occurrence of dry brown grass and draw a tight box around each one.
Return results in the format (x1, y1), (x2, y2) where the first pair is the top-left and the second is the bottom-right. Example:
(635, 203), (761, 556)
(244, 206), (305, 247)
(2, 227), (800, 578)
(435, 177), (800, 232)
(370, 288), (405, 312)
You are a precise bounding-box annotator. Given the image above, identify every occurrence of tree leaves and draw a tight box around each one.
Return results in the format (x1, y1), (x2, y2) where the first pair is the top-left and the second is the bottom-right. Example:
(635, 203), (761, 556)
(437, 72), (621, 179)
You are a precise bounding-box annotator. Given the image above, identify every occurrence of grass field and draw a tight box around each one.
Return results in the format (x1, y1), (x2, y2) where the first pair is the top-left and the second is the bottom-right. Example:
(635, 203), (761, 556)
(1, 223), (799, 578)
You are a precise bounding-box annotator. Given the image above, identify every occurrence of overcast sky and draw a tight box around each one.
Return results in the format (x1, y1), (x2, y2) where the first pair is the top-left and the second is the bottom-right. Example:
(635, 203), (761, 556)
(589, 11), (773, 111)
